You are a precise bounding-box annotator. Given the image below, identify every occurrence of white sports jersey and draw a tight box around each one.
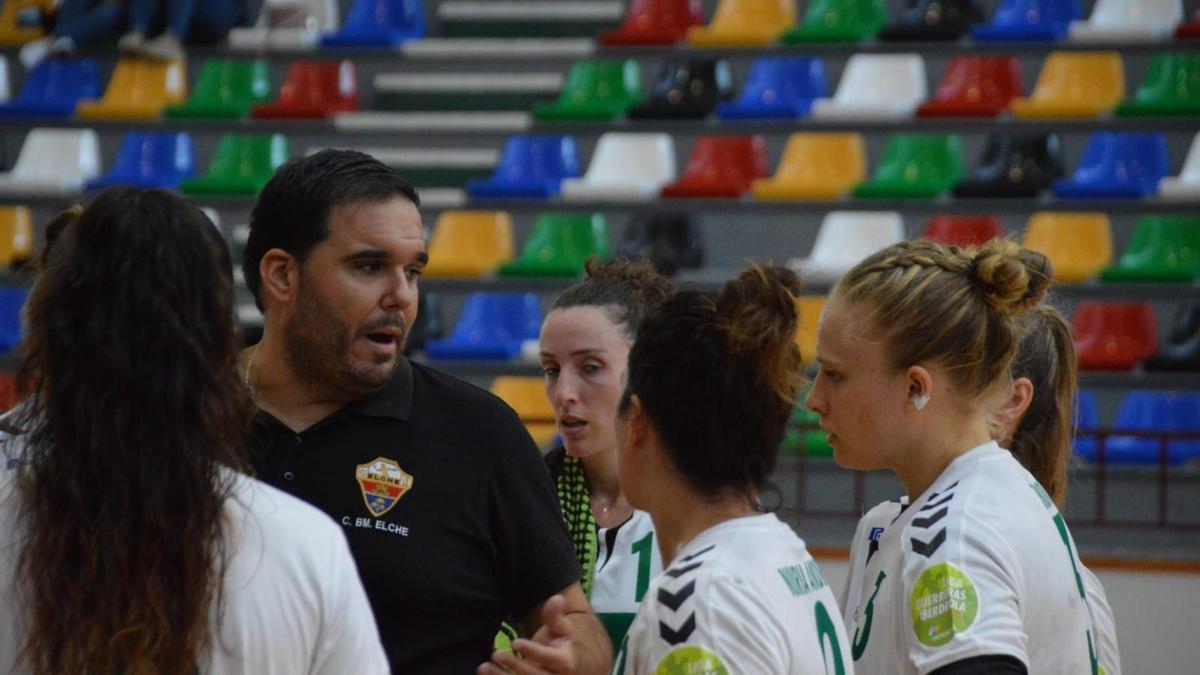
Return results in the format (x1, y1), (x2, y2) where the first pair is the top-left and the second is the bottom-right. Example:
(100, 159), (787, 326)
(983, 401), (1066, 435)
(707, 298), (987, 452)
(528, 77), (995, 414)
(593, 509), (664, 647)
(614, 513), (854, 675)
(842, 441), (1099, 674)
(0, 470), (390, 675)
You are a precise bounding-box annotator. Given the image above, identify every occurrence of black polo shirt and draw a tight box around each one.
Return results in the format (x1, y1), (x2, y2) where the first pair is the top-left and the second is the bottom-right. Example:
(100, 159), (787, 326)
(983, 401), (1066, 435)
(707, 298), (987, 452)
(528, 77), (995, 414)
(248, 358), (581, 674)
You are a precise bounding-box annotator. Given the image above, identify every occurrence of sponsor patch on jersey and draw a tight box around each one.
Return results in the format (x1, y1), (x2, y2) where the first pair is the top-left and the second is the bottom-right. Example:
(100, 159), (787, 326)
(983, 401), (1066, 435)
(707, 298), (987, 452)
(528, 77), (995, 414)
(909, 562), (978, 648)
(355, 457), (413, 517)
(653, 646), (729, 675)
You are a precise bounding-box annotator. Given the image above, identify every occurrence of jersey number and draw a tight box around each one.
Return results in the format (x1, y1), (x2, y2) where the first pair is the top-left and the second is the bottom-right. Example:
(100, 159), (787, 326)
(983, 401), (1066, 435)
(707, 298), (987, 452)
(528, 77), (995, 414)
(632, 531), (654, 602)
(815, 601), (847, 675)
(852, 570), (886, 660)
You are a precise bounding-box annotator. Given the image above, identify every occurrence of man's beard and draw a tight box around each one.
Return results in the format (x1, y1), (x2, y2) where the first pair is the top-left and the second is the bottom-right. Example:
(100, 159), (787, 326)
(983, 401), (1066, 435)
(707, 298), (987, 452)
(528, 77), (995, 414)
(283, 279), (404, 399)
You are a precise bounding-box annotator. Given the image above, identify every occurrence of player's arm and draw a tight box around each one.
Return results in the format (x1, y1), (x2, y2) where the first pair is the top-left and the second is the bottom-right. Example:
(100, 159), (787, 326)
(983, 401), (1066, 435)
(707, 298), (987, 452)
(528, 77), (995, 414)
(478, 584), (612, 675)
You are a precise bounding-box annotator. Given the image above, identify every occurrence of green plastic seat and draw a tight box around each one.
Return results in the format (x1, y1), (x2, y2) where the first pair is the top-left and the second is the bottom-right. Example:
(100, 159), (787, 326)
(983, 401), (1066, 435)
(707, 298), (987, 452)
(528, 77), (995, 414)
(165, 59), (271, 119)
(779, 406), (832, 457)
(180, 134), (289, 196)
(533, 60), (642, 121)
(1117, 53), (1200, 118)
(780, 0), (886, 44)
(498, 213), (609, 277)
(854, 134), (965, 199)
(1101, 216), (1200, 283)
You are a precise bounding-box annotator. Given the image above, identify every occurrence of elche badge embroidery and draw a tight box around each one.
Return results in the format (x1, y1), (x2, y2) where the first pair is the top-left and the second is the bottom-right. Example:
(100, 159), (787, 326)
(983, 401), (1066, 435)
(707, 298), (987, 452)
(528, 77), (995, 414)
(355, 457), (413, 517)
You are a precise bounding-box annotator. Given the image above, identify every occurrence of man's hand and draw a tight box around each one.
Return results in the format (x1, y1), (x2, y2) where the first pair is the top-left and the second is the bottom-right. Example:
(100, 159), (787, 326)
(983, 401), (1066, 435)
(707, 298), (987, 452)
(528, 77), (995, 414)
(478, 585), (612, 675)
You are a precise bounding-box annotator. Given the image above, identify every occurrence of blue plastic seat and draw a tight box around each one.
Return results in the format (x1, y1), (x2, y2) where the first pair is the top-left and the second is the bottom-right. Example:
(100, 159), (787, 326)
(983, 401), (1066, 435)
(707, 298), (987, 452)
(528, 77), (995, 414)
(0, 286), (28, 353)
(1052, 133), (1168, 199)
(466, 135), (580, 199)
(424, 292), (542, 360)
(0, 58), (100, 118)
(971, 0), (1082, 42)
(716, 57), (827, 120)
(321, 0), (425, 47)
(86, 132), (195, 191)
(1080, 391), (1200, 465)
(1072, 390), (1100, 459)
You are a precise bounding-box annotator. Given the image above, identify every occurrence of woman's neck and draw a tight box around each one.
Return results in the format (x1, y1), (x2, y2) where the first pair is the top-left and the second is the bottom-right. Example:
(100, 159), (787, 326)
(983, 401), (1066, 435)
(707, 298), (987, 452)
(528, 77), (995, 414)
(649, 481), (759, 566)
(893, 420), (994, 501)
(581, 448), (633, 528)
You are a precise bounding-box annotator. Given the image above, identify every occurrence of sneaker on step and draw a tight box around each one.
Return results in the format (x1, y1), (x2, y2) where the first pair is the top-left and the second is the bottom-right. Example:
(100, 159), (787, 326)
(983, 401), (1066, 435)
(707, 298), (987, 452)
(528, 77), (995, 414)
(137, 32), (184, 61)
(117, 30), (145, 54)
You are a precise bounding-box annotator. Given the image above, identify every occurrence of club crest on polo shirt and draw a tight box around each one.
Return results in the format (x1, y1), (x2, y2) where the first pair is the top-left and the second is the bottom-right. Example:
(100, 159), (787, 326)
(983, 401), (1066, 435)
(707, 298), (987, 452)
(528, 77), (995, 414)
(355, 457), (413, 517)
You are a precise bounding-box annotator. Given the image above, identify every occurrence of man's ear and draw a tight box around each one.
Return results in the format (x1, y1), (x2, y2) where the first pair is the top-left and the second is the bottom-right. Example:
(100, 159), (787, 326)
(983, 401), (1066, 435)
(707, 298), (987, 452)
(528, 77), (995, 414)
(259, 248), (299, 307)
(994, 377), (1035, 445)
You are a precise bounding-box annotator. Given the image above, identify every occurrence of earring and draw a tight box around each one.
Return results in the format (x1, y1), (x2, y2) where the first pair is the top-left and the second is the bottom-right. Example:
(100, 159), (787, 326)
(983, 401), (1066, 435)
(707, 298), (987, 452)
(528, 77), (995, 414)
(912, 393), (929, 411)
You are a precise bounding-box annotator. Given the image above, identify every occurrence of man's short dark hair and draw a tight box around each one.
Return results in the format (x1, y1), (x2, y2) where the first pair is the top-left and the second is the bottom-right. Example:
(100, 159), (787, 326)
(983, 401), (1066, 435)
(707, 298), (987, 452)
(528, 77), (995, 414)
(243, 149), (420, 310)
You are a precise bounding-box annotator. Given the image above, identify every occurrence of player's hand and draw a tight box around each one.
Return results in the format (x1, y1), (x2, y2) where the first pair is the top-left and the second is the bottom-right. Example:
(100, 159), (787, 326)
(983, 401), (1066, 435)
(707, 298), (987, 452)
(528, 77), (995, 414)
(477, 594), (577, 674)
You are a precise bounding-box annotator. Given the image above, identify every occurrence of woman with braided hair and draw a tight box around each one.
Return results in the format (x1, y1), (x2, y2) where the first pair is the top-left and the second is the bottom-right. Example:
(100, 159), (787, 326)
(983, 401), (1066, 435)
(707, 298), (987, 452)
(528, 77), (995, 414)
(812, 239), (1100, 674)
(537, 258), (674, 649)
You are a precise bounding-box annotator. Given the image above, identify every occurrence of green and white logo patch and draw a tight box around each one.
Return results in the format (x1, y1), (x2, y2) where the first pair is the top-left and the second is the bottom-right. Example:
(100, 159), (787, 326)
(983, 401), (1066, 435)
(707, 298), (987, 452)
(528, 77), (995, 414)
(653, 646), (730, 675)
(909, 562), (978, 647)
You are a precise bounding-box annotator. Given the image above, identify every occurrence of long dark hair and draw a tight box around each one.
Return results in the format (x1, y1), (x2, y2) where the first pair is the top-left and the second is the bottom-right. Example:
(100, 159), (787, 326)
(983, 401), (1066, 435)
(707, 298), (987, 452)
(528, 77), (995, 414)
(12, 187), (252, 675)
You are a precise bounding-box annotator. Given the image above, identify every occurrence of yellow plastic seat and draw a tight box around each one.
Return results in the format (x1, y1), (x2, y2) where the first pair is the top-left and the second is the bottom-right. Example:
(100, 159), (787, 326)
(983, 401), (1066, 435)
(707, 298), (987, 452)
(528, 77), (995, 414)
(1022, 212), (1113, 283)
(794, 295), (827, 365)
(1010, 52), (1124, 119)
(490, 376), (556, 447)
(752, 133), (866, 201)
(0, 206), (33, 267)
(0, 0), (52, 46)
(76, 58), (187, 121)
(422, 210), (514, 278)
(686, 0), (795, 47)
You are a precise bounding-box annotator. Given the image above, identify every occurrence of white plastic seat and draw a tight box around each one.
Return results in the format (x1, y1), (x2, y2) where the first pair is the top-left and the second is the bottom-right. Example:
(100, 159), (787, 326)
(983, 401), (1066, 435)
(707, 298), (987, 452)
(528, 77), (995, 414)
(0, 128), (99, 196)
(227, 0), (339, 51)
(1069, 0), (1181, 43)
(788, 211), (906, 284)
(1158, 131), (1200, 201)
(560, 132), (676, 202)
(0, 56), (9, 103)
(809, 54), (927, 122)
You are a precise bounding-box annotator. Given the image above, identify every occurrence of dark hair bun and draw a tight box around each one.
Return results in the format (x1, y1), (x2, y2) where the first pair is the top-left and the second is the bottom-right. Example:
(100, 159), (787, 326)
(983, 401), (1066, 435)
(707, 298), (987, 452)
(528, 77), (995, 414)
(971, 239), (1053, 316)
(715, 265), (804, 404)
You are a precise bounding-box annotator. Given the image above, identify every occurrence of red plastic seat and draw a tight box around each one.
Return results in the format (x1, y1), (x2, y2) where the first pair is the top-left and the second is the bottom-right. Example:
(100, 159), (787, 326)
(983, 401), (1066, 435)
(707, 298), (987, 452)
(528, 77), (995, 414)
(917, 56), (1023, 118)
(599, 0), (703, 45)
(922, 214), (1004, 248)
(1073, 302), (1159, 371)
(1177, 10), (1200, 38)
(0, 371), (20, 412)
(252, 60), (358, 119)
(660, 135), (769, 198)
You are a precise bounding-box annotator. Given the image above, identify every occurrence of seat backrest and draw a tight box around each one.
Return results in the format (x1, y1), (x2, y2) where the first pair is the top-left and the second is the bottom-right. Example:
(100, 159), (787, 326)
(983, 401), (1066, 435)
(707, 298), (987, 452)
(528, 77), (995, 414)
(810, 211), (905, 264)
(0, 206), (32, 266)
(709, 0), (796, 28)
(1087, 0), (1181, 25)
(560, 59), (641, 104)
(1177, 131), (1200, 179)
(521, 213), (609, 261)
(623, 0), (704, 27)
(922, 215), (1004, 248)
(991, 0), (1082, 26)
(209, 134), (289, 176)
(742, 57), (826, 101)
(108, 132), (194, 179)
(833, 54), (927, 103)
(12, 128), (99, 178)
(452, 292), (542, 343)
(1023, 211), (1112, 278)
(583, 133), (676, 183)
(933, 56), (1023, 102)
(429, 210), (514, 261)
(1115, 391), (1200, 433)
(17, 58), (101, 105)
(489, 376), (554, 421)
(344, 0), (424, 31)
(1075, 132), (1168, 185)
(1029, 51), (1124, 104)
(259, 0), (341, 29)
(496, 135), (580, 183)
(681, 135), (768, 182)
(193, 59), (272, 102)
(874, 134), (964, 182)
(775, 132), (866, 183)
(802, 0), (886, 29)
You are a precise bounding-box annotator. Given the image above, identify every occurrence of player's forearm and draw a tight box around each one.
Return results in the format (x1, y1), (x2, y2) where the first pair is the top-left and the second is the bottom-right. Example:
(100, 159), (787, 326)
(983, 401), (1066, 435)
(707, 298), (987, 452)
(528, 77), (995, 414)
(565, 611), (613, 675)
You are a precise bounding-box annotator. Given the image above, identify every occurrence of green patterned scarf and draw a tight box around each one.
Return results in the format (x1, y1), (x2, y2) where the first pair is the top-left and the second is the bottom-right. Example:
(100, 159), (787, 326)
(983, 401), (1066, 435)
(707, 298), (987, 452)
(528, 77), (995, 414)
(556, 454), (598, 597)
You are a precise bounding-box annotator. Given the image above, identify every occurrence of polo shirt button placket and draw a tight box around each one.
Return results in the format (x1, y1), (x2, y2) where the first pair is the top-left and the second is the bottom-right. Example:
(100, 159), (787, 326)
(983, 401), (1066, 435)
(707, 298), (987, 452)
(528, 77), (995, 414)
(283, 471), (296, 481)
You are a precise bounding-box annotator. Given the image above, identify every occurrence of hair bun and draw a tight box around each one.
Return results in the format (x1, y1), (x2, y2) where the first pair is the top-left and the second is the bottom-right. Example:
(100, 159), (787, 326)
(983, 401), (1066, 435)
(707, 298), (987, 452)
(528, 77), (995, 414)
(971, 239), (1052, 316)
(715, 265), (804, 404)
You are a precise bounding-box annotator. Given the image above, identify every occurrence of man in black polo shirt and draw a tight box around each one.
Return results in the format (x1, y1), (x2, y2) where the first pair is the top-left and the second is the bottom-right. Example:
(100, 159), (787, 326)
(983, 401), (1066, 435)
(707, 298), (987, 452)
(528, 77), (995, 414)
(240, 150), (611, 674)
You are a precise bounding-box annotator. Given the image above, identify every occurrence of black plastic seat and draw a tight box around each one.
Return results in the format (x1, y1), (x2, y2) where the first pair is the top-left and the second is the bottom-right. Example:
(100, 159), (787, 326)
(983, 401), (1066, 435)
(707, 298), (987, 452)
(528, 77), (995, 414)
(404, 292), (444, 356)
(617, 213), (704, 276)
(953, 132), (1066, 199)
(878, 0), (983, 41)
(627, 58), (733, 119)
(1144, 301), (1200, 372)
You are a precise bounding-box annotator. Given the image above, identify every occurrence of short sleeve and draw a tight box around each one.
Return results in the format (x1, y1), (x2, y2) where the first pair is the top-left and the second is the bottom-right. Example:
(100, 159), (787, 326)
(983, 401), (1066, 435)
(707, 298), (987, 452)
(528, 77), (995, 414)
(488, 420), (582, 618)
(902, 512), (1029, 674)
(311, 527), (391, 675)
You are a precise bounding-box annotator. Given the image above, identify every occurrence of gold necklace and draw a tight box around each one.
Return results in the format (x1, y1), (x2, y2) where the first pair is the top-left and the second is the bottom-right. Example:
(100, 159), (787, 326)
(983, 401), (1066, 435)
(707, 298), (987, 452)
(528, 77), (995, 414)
(242, 344), (259, 401)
